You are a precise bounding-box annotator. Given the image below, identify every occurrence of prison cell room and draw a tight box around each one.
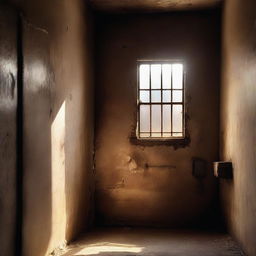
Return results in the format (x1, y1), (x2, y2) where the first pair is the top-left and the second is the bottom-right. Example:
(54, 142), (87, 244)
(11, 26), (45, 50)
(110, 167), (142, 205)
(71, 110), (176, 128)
(0, 0), (256, 256)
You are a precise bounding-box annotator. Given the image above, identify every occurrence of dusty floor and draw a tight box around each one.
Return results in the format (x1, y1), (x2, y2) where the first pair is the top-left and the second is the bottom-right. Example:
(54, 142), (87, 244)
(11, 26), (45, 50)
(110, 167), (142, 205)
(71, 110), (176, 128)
(61, 228), (244, 256)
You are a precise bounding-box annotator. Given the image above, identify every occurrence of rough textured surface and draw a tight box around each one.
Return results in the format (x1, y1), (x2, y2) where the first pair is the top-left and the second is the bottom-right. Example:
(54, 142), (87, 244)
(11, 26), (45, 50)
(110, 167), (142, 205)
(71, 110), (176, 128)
(19, 1), (95, 256)
(62, 228), (244, 256)
(89, 0), (222, 12)
(95, 11), (221, 227)
(0, 4), (17, 256)
(220, 0), (256, 255)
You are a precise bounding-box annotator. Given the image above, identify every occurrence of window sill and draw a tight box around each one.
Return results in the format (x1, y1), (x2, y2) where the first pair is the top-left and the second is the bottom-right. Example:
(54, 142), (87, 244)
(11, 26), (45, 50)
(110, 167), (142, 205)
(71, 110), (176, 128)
(129, 135), (190, 148)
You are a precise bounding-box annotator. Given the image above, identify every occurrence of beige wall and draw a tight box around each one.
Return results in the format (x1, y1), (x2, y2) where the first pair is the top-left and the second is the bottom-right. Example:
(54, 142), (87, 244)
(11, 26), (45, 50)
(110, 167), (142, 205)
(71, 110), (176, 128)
(95, 11), (221, 227)
(19, 1), (94, 255)
(220, 0), (256, 255)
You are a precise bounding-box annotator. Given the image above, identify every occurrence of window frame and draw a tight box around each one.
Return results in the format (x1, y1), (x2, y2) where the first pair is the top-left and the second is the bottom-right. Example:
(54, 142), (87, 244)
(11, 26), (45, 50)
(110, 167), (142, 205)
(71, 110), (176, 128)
(136, 60), (186, 141)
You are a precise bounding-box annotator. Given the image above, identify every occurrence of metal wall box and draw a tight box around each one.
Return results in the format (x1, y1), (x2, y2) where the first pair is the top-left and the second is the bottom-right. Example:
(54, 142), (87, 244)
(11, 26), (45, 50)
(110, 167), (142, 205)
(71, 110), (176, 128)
(214, 161), (233, 179)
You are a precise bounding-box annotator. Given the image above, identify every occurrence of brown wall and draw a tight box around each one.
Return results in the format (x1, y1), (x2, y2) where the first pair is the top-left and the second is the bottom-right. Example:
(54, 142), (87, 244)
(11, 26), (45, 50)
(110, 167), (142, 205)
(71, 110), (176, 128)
(18, 1), (94, 256)
(220, 0), (256, 255)
(0, 4), (17, 256)
(95, 11), (221, 227)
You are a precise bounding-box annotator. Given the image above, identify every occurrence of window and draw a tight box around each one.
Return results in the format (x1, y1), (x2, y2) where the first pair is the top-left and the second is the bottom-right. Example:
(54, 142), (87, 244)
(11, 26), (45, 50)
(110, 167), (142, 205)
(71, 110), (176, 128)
(137, 61), (184, 139)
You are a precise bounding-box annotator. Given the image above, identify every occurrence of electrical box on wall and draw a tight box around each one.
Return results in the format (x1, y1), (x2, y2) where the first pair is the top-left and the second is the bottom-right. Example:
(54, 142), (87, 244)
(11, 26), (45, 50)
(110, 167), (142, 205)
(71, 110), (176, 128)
(214, 161), (233, 179)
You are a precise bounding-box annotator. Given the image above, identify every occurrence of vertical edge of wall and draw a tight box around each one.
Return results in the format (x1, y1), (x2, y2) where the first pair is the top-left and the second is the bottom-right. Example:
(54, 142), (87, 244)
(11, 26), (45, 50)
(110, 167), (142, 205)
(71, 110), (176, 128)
(16, 10), (24, 256)
(84, 2), (96, 231)
(220, 0), (256, 255)
(0, 4), (18, 256)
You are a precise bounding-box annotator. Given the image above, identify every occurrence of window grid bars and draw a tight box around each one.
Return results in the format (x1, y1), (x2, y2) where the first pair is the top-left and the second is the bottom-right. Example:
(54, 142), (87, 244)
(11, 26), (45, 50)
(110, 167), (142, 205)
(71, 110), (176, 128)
(137, 63), (184, 139)
(170, 64), (173, 136)
(160, 65), (163, 137)
(149, 63), (152, 137)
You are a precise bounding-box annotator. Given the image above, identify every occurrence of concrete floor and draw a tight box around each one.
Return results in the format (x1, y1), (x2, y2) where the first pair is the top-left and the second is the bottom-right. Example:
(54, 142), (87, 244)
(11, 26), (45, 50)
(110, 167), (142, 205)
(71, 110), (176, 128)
(61, 228), (244, 256)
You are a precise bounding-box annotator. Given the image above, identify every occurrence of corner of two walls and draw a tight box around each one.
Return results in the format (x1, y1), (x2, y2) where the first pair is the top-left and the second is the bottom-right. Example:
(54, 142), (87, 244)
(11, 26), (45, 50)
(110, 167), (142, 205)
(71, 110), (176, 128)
(20, 1), (95, 256)
(220, 0), (256, 255)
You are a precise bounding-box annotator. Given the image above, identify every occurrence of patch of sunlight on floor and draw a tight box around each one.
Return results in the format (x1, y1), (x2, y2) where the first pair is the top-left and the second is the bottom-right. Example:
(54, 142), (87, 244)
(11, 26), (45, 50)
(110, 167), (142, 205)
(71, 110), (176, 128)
(74, 242), (144, 255)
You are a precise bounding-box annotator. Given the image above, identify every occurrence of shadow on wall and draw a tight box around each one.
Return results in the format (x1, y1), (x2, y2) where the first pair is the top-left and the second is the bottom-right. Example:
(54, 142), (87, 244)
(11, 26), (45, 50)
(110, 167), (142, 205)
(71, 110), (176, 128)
(22, 19), (54, 256)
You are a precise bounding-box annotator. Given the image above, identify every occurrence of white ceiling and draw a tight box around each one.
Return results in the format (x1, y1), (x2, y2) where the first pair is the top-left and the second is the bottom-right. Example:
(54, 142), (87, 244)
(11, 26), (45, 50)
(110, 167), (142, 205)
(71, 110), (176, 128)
(89, 0), (223, 13)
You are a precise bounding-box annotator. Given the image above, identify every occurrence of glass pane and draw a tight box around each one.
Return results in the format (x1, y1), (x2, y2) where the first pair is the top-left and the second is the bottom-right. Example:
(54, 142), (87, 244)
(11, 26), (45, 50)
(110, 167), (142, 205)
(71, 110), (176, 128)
(162, 90), (171, 103)
(140, 90), (150, 102)
(172, 105), (183, 132)
(151, 132), (162, 137)
(173, 90), (183, 102)
(152, 105), (161, 132)
(151, 90), (161, 103)
(140, 133), (150, 138)
(173, 132), (183, 137)
(151, 64), (161, 89)
(163, 133), (172, 137)
(139, 64), (150, 89)
(172, 64), (183, 89)
(140, 105), (150, 132)
(163, 105), (171, 132)
(162, 64), (172, 89)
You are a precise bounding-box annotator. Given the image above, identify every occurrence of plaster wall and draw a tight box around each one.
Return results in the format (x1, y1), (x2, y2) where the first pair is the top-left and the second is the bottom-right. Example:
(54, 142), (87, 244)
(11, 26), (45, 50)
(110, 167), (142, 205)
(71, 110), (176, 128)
(220, 0), (256, 255)
(0, 4), (17, 256)
(95, 11), (221, 227)
(18, 1), (94, 256)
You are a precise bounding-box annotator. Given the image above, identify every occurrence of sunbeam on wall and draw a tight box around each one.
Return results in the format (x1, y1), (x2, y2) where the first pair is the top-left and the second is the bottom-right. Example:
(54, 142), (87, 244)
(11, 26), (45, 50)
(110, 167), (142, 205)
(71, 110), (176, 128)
(51, 101), (67, 250)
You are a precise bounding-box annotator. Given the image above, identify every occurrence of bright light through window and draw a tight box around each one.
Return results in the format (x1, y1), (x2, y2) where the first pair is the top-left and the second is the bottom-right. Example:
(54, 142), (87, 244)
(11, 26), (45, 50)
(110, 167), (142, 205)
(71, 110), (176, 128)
(137, 62), (184, 139)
